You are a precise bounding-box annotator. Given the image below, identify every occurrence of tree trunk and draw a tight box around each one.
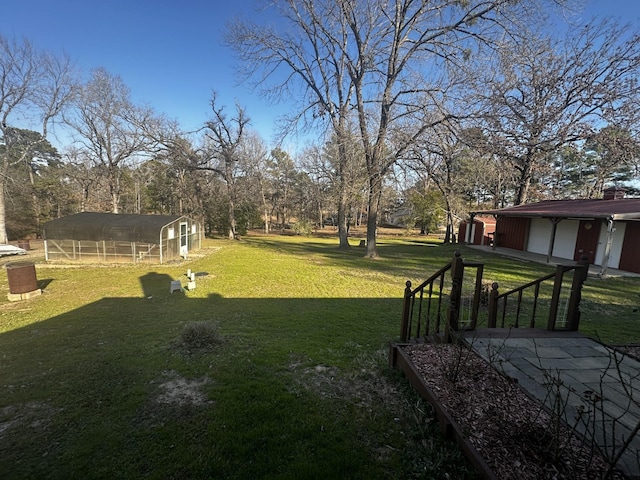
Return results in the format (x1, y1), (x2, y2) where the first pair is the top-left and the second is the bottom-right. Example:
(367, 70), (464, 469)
(110, 170), (120, 214)
(263, 207), (270, 234)
(336, 173), (350, 248)
(112, 192), (119, 214)
(82, 186), (89, 213)
(515, 157), (534, 205)
(28, 167), (41, 237)
(337, 201), (350, 249)
(228, 197), (236, 239)
(364, 175), (382, 258)
(261, 188), (269, 234)
(225, 159), (237, 240)
(0, 185), (7, 244)
(333, 128), (352, 249)
(227, 185), (236, 240)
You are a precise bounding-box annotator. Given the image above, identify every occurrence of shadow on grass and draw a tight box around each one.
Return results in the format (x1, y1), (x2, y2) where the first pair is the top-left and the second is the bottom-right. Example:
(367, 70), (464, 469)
(4, 236), (637, 478)
(37, 278), (54, 290)
(0, 271), (426, 479)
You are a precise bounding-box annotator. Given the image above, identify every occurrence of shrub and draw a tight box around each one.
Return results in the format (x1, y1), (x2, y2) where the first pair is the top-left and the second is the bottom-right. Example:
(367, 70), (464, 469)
(293, 220), (313, 236)
(180, 321), (223, 352)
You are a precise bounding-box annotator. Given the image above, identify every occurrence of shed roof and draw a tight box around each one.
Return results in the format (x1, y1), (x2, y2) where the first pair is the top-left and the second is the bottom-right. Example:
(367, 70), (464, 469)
(473, 198), (640, 221)
(43, 212), (185, 244)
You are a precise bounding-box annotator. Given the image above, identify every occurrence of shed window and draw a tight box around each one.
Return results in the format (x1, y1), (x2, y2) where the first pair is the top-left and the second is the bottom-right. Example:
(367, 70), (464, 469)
(168, 227), (175, 239)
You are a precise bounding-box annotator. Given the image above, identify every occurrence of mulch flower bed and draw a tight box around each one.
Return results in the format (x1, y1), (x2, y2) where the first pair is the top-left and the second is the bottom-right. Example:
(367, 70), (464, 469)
(403, 343), (629, 480)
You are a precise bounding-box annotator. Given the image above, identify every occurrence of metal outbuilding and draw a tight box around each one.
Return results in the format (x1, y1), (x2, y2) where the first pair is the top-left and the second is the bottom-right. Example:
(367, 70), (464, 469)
(43, 212), (201, 264)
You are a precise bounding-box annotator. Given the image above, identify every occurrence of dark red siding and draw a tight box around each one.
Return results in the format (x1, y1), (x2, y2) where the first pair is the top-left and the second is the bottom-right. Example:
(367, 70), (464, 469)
(495, 216), (530, 251)
(574, 220), (602, 263)
(619, 222), (640, 274)
(459, 222), (469, 243)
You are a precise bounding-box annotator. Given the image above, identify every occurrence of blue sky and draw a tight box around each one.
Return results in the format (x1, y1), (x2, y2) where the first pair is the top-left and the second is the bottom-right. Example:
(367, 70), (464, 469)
(1, 0), (639, 150)
(1, 1), (283, 143)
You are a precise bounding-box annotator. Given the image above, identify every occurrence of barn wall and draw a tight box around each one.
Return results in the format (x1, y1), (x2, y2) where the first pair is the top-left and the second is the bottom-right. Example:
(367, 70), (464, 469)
(619, 223), (640, 273)
(459, 222), (469, 243)
(495, 217), (530, 250)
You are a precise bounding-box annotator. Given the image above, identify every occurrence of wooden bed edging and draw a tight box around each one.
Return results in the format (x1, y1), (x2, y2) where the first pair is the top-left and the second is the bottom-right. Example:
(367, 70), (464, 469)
(389, 342), (499, 480)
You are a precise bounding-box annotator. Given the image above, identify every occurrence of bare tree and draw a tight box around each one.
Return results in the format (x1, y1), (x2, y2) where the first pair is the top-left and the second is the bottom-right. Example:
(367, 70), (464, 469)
(405, 120), (470, 243)
(299, 144), (332, 229)
(227, 0), (358, 249)
(583, 126), (640, 198)
(67, 67), (157, 213)
(0, 35), (77, 242)
(62, 146), (104, 212)
(267, 147), (299, 228)
(198, 93), (250, 240)
(228, 0), (568, 257)
(477, 20), (640, 205)
(238, 132), (272, 233)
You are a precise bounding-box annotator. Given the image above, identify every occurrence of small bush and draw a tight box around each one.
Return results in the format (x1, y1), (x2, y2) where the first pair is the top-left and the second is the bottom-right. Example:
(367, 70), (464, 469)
(293, 220), (313, 236)
(180, 321), (223, 352)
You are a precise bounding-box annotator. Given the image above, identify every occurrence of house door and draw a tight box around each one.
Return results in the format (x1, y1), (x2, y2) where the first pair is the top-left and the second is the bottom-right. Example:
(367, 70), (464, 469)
(179, 222), (188, 257)
(574, 220), (600, 263)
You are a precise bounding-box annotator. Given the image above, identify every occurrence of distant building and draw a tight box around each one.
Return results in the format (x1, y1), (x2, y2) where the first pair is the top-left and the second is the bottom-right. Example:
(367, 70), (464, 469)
(43, 212), (201, 264)
(458, 216), (496, 246)
(468, 188), (640, 275)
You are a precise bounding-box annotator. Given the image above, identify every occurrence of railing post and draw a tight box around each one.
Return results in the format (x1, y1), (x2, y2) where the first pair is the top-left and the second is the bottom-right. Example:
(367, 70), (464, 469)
(445, 251), (464, 342)
(566, 255), (589, 331)
(547, 264), (565, 331)
(487, 282), (499, 328)
(400, 280), (412, 342)
(469, 264), (484, 329)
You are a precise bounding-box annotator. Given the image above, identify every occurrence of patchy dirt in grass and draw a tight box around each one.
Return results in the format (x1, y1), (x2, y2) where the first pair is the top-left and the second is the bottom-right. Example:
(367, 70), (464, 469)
(287, 351), (401, 411)
(404, 343), (628, 480)
(286, 349), (477, 478)
(154, 370), (212, 406)
(0, 401), (61, 439)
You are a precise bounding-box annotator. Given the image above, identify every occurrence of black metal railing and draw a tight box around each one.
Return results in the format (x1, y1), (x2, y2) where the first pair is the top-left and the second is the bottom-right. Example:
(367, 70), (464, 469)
(487, 256), (589, 331)
(400, 252), (589, 343)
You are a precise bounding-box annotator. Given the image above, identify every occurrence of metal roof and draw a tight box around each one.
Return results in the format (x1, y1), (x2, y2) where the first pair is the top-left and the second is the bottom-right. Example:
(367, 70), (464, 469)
(473, 198), (640, 221)
(43, 212), (185, 244)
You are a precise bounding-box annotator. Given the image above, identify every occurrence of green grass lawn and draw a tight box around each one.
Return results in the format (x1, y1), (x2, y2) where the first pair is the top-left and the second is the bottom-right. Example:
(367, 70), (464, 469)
(0, 235), (638, 479)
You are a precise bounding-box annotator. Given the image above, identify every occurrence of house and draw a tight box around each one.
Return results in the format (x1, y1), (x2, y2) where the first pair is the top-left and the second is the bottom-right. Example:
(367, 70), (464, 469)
(43, 212), (201, 264)
(467, 188), (640, 276)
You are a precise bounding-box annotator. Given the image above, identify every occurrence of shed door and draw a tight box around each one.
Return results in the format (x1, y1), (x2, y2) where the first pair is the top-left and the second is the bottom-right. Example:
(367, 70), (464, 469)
(619, 222), (640, 273)
(574, 220), (600, 263)
(179, 222), (188, 256)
